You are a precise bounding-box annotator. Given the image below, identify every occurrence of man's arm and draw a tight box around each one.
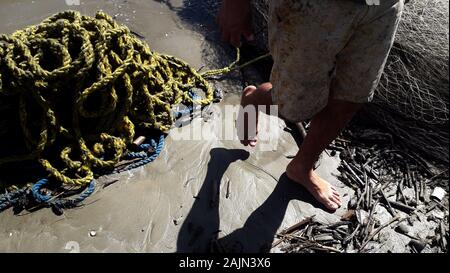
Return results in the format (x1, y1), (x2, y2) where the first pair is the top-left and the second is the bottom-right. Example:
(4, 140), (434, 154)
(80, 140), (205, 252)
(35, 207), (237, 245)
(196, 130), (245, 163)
(217, 0), (254, 47)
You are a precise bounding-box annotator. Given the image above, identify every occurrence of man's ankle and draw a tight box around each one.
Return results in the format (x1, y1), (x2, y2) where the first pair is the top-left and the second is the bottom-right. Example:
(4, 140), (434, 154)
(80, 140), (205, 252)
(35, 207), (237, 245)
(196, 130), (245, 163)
(287, 159), (314, 177)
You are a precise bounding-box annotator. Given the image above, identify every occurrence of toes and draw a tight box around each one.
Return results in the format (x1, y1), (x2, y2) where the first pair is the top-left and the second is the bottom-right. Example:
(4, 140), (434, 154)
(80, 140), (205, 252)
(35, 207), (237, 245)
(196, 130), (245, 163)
(331, 187), (340, 197)
(242, 85), (257, 96)
(326, 200), (339, 211)
(240, 138), (257, 147)
(319, 193), (340, 211)
(241, 140), (250, 146)
(330, 195), (341, 206)
(332, 190), (341, 199)
(249, 136), (258, 147)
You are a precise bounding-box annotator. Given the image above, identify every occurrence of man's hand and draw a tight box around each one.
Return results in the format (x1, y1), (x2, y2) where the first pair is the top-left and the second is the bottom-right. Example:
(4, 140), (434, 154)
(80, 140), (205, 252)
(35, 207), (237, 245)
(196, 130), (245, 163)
(217, 0), (254, 47)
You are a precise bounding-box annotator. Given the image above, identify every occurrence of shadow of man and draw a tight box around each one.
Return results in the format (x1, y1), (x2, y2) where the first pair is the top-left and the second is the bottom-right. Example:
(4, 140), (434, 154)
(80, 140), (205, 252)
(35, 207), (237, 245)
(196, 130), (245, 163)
(177, 147), (323, 253)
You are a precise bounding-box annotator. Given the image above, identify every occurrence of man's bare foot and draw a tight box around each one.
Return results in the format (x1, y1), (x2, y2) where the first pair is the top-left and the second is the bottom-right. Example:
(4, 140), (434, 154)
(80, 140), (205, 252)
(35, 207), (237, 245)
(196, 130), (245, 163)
(286, 160), (341, 211)
(236, 84), (272, 147)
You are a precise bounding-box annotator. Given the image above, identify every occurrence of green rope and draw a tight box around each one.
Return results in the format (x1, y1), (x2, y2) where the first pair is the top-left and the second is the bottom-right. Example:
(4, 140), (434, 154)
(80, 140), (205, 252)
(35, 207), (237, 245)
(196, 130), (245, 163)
(201, 49), (271, 78)
(0, 10), (270, 189)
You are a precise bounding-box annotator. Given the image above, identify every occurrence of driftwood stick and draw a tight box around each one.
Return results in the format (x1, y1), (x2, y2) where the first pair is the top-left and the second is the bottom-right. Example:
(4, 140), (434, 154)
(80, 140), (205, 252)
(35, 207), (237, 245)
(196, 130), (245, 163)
(387, 200), (416, 213)
(280, 216), (315, 235)
(273, 233), (308, 249)
(419, 177), (425, 201)
(440, 220), (447, 250)
(343, 224), (360, 244)
(373, 179), (392, 196)
(359, 215), (401, 251)
(424, 170), (448, 185)
(363, 220), (377, 246)
(271, 238), (285, 248)
(325, 221), (352, 229)
(405, 164), (412, 188)
(362, 201), (379, 242)
(397, 178), (409, 206)
(309, 244), (343, 253)
(102, 179), (119, 188)
(225, 178), (231, 199)
(379, 189), (397, 216)
(328, 143), (344, 151)
(357, 186), (367, 210)
(278, 233), (342, 253)
(342, 160), (365, 188)
(362, 165), (371, 209)
(413, 172), (420, 204)
(364, 165), (380, 182)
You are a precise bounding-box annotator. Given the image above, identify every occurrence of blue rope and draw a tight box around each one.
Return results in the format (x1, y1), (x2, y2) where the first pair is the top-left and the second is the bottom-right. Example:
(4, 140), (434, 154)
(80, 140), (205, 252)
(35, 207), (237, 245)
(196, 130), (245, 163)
(0, 188), (27, 212)
(32, 178), (96, 209)
(51, 180), (96, 212)
(31, 178), (51, 203)
(115, 133), (165, 173)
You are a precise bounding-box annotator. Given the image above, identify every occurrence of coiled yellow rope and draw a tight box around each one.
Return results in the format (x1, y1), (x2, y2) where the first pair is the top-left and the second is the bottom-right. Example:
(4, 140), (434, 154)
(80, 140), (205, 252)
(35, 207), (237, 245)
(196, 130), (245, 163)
(0, 10), (246, 187)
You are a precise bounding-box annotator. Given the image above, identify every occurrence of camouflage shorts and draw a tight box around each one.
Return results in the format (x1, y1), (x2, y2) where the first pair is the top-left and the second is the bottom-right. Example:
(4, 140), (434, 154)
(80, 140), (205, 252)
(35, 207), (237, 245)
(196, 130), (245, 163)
(268, 0), (404, 122)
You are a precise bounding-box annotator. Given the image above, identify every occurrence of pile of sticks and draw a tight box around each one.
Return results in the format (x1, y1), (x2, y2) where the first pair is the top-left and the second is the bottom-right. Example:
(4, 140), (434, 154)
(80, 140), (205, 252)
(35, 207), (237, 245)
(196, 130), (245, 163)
(274, 126), (448, 253)
(272, 213), (401, 253)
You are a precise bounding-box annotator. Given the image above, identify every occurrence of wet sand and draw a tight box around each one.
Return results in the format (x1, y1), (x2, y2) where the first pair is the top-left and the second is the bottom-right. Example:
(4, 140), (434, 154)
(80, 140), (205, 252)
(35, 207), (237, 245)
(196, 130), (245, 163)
(0, 0), (351, 252)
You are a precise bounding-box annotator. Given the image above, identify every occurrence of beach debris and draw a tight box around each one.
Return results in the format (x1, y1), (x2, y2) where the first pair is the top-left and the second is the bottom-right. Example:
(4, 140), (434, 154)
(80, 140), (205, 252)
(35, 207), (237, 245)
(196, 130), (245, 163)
(272, 212), (400, 253)
(130, 29), (146, 39)
(409, 239), (427, 253)
(225, 178), (231, 199)
(213, 87), (224, 102)
(430, 187), (447, 202)
(431, 210), (445, 221)
(103, 179), (119, 188)
(395, 223), (411, 236)
(280, 216), (315, 236)
(277, 118), (448, 253)
(132, 136), (146, 148)
(341, 210), (356, 221)
(89, 230), (97, 237)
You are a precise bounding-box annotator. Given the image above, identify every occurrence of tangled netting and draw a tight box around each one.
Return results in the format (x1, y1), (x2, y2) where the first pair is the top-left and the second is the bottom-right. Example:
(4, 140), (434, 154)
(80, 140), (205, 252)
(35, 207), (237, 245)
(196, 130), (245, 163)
(251, 0), (270, 54)
(0, 10), (214, 188)
(377, 0), (449, 124)
(251, 0), (449, 164)
(369, 0), (449, 163)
